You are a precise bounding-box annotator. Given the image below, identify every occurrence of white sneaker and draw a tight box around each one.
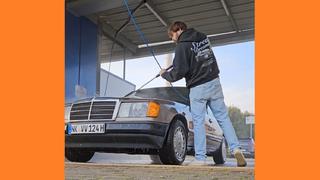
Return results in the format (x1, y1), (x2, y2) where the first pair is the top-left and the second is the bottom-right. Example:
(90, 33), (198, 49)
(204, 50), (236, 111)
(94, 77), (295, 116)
(188, 158), (207, 166)
(233, 148), (247, 167)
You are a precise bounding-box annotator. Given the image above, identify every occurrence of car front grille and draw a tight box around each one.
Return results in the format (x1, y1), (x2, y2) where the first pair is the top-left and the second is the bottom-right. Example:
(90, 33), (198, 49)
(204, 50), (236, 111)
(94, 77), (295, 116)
(90, 101), (116, 120)
(70, 102), (91, 120)
(70, 100), (117, 121)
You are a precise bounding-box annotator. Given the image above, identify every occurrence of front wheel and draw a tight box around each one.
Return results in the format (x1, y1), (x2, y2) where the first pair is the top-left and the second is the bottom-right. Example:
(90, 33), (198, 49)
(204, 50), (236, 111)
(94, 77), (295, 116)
(65, 148), (95, 162)
(159, 120), (187, 165)
(213, 139), (227, 164)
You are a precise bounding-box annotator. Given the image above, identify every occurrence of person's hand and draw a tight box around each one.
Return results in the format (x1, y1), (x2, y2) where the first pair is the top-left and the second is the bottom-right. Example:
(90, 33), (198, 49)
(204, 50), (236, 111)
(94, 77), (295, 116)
(159, 69), (166, 76)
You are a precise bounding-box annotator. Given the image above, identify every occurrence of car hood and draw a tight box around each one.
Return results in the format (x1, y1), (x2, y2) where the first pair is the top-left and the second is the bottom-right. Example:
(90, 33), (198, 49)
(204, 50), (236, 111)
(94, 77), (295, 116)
(125, 87), (190, 105)
(71, 87), (190, 105)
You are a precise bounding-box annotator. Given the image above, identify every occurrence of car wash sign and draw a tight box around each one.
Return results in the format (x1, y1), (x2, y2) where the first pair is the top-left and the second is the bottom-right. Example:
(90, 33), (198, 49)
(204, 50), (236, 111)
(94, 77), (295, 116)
(245, 115), (255, 124)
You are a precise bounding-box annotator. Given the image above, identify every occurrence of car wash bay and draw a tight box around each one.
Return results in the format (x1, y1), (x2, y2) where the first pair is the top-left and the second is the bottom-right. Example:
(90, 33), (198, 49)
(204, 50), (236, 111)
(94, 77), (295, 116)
(65, 0), (254, 178)
(65, 0), (254, 103)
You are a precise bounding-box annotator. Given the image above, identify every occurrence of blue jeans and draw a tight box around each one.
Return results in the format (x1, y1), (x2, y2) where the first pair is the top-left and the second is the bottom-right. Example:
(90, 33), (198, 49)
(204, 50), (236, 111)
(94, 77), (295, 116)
(189, 77), (240, 160)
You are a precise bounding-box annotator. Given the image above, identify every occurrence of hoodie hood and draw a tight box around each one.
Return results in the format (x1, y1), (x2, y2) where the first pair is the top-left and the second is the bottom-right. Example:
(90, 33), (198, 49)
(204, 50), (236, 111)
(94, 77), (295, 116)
(178, 28), (207, 43)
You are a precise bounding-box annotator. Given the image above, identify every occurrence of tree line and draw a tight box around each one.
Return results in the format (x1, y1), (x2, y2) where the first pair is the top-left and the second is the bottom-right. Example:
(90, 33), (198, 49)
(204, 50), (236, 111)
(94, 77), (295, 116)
(228, 106), (255, 139)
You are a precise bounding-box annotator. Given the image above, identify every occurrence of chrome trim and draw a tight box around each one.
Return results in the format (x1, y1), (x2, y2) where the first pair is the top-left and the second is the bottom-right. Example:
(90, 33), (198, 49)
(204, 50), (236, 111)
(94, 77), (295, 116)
(87, 97), (94, 120)
(112, 99), (120, 120)
(68, 103), (72, 121)
(115, 117), (154, 121)
(69, 98), (119, 122)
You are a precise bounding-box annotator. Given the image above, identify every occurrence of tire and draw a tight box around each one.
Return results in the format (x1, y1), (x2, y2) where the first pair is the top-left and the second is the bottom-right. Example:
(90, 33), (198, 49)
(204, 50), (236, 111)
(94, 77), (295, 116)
(65, 148), (95, 162)
(149, 155), (162, 164)
(159, 120), (187, 165)
(213, 139), (227, 164)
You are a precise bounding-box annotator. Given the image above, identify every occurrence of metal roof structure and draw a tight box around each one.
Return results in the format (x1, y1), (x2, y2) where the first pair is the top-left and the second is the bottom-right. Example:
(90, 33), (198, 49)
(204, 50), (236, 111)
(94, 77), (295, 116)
(67, 0), (254, 63)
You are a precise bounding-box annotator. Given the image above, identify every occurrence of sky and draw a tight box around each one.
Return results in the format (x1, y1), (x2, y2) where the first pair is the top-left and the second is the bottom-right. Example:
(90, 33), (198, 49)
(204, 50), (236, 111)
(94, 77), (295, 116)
(101, 41), (255, 113)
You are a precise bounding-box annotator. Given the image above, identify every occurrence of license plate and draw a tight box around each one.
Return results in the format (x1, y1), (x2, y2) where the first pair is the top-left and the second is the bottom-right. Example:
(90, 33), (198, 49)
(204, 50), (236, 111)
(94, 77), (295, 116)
(69, 123), (105, 134)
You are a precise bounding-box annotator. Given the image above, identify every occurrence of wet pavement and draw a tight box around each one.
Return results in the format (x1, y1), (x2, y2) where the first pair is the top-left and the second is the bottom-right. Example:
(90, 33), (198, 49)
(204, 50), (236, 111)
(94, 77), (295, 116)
(81, 153), (255, 167)
(65, 153), (255, 179)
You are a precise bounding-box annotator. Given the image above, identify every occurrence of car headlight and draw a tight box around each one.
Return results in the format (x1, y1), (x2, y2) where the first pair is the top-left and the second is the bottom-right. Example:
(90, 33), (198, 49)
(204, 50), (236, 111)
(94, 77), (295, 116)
(65, 104), (71, 122)
(118, 101), (160, 118)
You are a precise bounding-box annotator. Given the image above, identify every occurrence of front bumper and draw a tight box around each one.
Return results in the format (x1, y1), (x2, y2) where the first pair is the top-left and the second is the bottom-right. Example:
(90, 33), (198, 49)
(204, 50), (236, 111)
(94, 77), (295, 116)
(65, 121), (169, 150)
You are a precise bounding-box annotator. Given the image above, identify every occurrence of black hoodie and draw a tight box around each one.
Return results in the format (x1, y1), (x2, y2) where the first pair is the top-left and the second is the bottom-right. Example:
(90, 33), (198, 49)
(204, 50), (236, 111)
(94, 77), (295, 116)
(161, 28), (220, 88)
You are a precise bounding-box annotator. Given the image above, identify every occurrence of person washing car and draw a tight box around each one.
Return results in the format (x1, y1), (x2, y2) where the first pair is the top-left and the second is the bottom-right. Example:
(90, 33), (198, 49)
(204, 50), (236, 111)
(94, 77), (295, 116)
(159, 21), (247, 167)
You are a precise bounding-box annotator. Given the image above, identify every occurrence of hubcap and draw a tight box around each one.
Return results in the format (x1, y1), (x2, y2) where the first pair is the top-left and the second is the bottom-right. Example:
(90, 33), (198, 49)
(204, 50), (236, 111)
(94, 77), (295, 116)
(173, 126), (186, 161)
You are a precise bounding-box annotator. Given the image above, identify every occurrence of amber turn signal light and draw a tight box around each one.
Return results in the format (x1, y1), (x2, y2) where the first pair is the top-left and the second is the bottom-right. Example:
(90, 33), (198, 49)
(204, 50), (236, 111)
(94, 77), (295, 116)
(147, 101), (160, 117)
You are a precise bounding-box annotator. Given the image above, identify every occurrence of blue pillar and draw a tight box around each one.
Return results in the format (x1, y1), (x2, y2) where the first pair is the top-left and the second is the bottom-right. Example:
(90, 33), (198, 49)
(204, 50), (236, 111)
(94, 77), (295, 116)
(65, 10), (98, 103)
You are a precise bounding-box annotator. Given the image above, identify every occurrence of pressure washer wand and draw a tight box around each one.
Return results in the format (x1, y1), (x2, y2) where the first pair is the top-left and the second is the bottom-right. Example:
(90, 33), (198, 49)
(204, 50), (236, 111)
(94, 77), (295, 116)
(136, 65), (173, 91)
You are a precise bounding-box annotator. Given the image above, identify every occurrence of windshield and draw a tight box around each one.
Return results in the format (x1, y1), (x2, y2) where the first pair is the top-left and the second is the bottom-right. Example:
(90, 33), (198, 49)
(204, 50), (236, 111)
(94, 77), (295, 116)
(125, 87), (190, 105)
